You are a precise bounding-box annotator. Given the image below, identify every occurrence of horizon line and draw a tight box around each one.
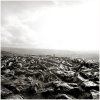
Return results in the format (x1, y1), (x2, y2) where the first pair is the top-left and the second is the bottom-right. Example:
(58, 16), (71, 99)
(1, 46), (99, 53)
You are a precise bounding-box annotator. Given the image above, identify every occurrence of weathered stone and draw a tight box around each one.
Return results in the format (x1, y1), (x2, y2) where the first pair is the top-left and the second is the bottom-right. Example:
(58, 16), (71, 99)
(17, 62), (23, 68)
(8, 62), (13, 67)
(3, 69), (10, 74)
(7, 94), (23, 99)
(3, 81), (20, 93)
(27, 82), (41, 94)
(78, 90), (93, 99)
(1, 75), (10, 84)
(68, 87), (83, 98)
(82, 81), (99, 91)
(90, 89), (99, 99)
(54, 82), (74, 94)
(1, 86), (12, 99)
(77, 73), (88, 82)
(41, 88), (54, 98)
(55, 70), (75, 82)
(1, 51), (99, 99)
(67, 83), (78, 87)
(55, 94), (72, 99)
(79, 71), (89, 79)
(15, 69), (26, 75)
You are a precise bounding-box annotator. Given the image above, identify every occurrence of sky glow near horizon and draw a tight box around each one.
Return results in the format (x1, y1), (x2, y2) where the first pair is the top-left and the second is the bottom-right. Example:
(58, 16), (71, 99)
(1, 0), (100, 51)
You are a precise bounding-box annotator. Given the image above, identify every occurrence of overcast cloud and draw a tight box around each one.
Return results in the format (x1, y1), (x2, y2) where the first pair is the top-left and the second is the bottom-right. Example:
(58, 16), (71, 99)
(1, 0), (100, 51)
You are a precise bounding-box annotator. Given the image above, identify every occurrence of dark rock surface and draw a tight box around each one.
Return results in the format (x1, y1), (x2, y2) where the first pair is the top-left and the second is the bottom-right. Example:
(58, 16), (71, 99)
(1, 52), (99, 99)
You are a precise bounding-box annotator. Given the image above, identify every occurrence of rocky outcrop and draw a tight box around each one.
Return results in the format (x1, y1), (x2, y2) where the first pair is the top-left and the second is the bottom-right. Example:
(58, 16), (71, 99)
(1, 53), (99, 99)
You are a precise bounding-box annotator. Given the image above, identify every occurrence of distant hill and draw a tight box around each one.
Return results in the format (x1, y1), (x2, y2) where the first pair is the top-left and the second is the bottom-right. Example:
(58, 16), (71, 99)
(1, 47), (99, 62)
(1, 51), (14, 56)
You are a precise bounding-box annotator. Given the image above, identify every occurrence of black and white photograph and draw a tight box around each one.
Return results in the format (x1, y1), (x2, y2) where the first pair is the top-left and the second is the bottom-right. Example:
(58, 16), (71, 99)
(1, 0), (100, 99)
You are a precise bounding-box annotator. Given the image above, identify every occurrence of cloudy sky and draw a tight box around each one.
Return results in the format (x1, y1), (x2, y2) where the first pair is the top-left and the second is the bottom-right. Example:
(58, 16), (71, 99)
(1, 0), (100, 51)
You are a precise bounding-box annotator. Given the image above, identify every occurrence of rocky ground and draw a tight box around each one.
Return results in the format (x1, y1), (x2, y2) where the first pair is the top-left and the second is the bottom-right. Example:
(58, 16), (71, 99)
(1, 52), (99, 99)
